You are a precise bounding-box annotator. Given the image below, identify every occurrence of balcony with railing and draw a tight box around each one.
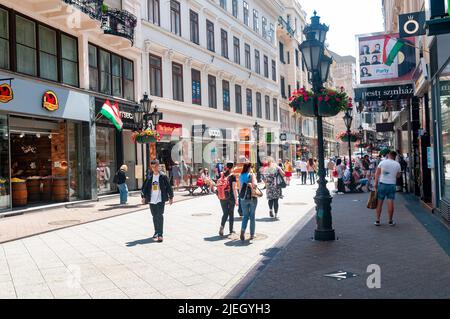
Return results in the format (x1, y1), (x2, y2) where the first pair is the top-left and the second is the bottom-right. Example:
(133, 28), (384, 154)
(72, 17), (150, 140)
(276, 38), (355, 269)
(278, 16), (296, 38)
(101, 7), (137, 45)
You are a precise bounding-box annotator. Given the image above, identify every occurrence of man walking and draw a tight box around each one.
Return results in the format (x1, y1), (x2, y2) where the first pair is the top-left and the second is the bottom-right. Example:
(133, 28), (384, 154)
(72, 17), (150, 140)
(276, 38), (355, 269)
(295, 158), (302, 178)
(374, 151), (401, 226)
(141, 159), (174, 242)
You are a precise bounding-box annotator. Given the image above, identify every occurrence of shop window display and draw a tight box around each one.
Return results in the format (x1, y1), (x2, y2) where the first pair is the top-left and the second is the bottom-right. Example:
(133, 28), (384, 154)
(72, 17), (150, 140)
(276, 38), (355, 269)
(96, 126), (117, 194)
(0, 114), (10, 210)
(439, 60), (450, 201)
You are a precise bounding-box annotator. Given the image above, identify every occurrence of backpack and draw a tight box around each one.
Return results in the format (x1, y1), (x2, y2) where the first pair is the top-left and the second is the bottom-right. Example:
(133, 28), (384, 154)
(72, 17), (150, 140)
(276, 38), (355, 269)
(239, 174), (253, 200)
(112, 170), (119, 184)
(216, 173), (231, 200)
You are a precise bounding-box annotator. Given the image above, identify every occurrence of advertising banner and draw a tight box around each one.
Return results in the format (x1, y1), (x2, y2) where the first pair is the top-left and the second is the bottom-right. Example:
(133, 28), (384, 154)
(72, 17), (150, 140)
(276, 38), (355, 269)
(356, 32), (416, 85)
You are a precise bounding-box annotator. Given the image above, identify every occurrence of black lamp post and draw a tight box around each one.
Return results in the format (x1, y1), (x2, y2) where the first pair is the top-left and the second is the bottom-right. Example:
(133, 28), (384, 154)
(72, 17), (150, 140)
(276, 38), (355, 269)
(336, 142), (340, 157)
(300, 133), (306, 159)
(253, 121), (262, 182)
(299, 11), (335, 241)
(343, 107), (354, 177)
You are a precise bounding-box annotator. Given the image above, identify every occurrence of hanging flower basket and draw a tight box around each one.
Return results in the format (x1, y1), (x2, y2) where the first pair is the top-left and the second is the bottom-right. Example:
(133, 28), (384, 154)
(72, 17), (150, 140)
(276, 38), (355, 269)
(131, 130), (161, 144)
(289, 87), (352, 118)
(336, 131), (359, 143)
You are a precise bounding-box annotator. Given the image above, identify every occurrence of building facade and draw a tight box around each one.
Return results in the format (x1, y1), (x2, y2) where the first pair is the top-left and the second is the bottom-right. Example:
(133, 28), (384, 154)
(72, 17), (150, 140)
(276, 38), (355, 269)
(0, 0), (140, 212)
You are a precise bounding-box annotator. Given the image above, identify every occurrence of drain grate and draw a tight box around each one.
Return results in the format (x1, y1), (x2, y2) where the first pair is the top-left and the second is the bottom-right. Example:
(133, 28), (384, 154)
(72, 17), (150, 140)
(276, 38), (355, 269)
(284, 202), (308, 206)
(192, 213), (212, 217)
(48, 220), (81, 226)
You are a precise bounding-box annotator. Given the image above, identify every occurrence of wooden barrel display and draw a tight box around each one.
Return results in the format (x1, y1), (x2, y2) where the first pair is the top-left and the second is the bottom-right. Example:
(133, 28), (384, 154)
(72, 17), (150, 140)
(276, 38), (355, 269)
(27, 179), (41, 202)
(52, 179), (67, 202)
(12, 182), (27, 207)
(42, 179), (52, 201)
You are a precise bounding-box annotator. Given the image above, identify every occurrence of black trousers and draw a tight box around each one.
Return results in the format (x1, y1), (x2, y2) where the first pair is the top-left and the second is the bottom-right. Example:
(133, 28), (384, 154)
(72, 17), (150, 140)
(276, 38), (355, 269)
(268, 199), (279, 214)
(301, 172), (307, 184)
(220, 199), (235, 232)
(150, 202), (165, 236)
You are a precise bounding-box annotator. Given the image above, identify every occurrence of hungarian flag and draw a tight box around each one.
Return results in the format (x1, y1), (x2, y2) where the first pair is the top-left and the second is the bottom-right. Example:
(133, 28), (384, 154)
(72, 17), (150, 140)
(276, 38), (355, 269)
(383, 36), (404, 66)
(100, 100), (123, 131)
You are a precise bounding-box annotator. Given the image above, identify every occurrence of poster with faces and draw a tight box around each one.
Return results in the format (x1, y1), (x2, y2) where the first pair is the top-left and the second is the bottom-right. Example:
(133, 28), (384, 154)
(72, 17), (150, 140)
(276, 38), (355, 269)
(359, 39), (398, 83)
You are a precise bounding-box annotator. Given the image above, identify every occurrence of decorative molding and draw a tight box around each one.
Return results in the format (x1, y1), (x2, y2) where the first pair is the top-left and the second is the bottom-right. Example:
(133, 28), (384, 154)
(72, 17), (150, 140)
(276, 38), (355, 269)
(164, 49), (174, 60)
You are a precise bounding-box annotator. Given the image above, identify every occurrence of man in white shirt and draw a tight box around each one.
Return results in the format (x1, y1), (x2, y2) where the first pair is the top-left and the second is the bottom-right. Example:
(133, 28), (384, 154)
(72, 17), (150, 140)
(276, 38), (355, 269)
(374, 151), (402, 226)
(299, 158), (308, 185)
(141, 159), (174, 242)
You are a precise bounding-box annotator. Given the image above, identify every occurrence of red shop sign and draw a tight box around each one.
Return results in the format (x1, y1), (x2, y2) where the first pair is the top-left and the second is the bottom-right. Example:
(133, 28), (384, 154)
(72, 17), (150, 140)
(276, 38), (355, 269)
(156, 122), (182, 137)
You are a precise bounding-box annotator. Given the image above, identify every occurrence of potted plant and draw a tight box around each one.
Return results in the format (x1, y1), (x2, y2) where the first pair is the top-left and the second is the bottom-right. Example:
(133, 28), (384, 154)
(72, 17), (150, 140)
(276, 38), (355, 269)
(131, 129), (162, 144)
(336, 131), (359, 143)
(289, 87), (352, 117)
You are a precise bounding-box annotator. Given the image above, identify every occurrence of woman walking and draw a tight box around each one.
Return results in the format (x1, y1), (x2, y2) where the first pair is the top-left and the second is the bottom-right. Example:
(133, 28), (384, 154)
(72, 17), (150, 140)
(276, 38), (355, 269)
(217, 162), (239, 236)
(263, 157), (285, 219)
(116, 165), (129, 205)
(239, 163), (258, 241)
(284, 160), (293, 186)
(307, 158), (316, 185)
(171, 162), (182, 189)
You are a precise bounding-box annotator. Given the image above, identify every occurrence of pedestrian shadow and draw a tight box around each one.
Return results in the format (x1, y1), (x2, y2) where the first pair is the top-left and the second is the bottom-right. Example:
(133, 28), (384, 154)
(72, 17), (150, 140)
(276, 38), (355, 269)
(204, 235), (228, 242)
(234, 217), (243, 221)
(224, 240), (252, 247)
(255, 217), (278, 222)
(98, 204), (142, 211)
(125, 238), (158, 247)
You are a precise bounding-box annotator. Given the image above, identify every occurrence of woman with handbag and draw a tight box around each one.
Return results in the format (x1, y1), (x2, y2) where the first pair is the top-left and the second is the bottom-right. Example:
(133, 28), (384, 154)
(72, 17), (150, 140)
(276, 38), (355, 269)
(239, 163), (260, 241)
(263, 157), (285, 219)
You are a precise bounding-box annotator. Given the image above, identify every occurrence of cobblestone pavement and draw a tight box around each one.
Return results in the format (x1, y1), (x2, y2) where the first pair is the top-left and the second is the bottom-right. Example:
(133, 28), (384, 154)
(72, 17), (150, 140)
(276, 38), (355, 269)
(231, 192), (450, 299)
(0, 178), (320, 299)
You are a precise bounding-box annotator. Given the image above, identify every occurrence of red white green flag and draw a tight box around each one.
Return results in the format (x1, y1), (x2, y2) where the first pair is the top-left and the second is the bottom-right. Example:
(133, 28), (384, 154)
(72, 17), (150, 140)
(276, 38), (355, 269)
(383, 36), (404, 66)
(100, 100), (123, 131)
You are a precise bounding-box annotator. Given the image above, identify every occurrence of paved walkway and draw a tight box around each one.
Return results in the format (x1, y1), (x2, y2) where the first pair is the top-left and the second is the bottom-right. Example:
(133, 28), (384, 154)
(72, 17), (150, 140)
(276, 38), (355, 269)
(0, 191), (193, 244)
(230, 192), (450, 299)
(0, 179), (320, 298)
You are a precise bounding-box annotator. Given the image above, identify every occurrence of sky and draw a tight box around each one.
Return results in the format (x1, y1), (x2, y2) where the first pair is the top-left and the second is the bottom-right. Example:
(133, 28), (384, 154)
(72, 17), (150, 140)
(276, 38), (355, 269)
(298, 0), (384, 57)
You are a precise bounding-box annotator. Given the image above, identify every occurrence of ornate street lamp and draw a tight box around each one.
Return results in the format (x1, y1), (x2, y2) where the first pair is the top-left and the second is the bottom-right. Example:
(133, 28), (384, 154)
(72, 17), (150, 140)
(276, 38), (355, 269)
(299, 11), (335, 241)
(358, 125), (364, 157)
(343, 107), (354, 178)
(253, 121), (262, 182)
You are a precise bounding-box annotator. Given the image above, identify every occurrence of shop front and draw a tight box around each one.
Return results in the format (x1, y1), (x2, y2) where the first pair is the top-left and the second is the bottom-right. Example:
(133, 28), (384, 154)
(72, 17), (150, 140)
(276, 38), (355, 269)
(94, 98), (139, 195)
(155, 122), (182, 174)
(0, 73), (91, 212)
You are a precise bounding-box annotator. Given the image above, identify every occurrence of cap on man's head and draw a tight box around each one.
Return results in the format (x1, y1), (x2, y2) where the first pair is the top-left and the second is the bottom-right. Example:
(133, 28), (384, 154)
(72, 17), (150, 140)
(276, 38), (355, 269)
(151, 159), (160, 165)
(226, 161), (234, 169)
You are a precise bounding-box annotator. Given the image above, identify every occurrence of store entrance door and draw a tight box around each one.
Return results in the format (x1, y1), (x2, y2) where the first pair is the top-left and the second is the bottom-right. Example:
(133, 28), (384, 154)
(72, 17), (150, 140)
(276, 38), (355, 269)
(9, 116), (69, 208)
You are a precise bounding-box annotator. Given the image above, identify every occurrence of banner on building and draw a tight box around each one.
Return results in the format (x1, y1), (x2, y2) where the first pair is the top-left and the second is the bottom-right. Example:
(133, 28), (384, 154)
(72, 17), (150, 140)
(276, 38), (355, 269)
(376, 122), (395, 132)
(356, 32), (416, 85)
(354, 84), (414, 102)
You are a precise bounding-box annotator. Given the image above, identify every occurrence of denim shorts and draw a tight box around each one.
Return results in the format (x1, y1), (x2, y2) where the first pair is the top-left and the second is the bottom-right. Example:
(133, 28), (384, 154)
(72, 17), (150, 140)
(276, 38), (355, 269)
(377, 182), (396, 200)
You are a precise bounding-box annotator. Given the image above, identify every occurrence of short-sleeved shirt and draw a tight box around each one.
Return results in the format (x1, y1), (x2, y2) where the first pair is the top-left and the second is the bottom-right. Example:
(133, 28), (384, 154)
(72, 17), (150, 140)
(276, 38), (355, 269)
(150, 174), (162, 204)
(378, 159), (401, 185)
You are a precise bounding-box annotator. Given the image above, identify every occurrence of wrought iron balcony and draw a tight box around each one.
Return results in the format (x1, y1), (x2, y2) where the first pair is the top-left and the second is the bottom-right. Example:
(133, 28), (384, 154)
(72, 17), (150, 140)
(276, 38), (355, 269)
(101, 8), (137, 45)
(278, 16), (296, 37)
(63, 0), (104, 21)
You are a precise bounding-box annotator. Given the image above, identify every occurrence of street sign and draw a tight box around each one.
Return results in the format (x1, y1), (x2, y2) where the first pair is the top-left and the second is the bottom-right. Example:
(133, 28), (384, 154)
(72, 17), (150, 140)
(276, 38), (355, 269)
(280, 133), (287, 141)
(399, 11), (426, 38)
(324, 271), (358, 281)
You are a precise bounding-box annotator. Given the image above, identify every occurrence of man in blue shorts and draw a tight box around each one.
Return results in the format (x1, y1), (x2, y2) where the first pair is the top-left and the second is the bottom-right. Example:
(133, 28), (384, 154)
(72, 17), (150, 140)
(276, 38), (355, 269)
(374, 151), (401, 226)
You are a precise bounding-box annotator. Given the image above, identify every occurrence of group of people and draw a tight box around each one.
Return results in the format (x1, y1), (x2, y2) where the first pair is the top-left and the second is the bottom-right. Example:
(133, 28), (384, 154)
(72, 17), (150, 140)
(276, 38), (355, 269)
(112, 148), (408, 243)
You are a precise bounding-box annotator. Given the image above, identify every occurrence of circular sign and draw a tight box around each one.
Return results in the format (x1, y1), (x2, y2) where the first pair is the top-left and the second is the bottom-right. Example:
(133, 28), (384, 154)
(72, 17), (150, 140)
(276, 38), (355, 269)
(403, 18), (419, 35)
(0, 83), (13, 103)
(42, 90), (59, 112)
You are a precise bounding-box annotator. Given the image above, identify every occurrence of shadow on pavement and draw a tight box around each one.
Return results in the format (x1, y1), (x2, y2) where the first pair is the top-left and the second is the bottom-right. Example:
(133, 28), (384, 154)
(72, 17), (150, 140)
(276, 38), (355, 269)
(98, 204), (142, 211)
(224, 240), (252, 247)
(204, 235), (228, 242)
(255, 217), (278, 222)
(125, 237), (159, 246)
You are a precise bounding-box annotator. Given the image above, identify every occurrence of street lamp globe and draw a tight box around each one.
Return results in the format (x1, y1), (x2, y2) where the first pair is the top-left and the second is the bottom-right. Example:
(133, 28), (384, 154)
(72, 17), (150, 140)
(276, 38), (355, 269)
(319, 54), (333, 83)
(300, 31), (323, 74)
(140, 92), (152, 114)
(343, 109), (353, 130)
(151, 107), (161, 127)
(133, 104), (144, 129)
(304, 11), (329, 45)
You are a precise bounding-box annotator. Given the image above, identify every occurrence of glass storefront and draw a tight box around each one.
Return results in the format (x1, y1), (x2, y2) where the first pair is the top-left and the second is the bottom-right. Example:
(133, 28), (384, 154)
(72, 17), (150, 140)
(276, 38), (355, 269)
(96, 125), (117, 195)
(438, 60), (450, 201)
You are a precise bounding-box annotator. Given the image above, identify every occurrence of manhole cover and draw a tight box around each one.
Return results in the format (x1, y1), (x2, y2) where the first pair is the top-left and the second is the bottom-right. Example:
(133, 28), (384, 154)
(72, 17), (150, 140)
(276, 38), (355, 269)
(48, 220), (81, 226)
(324, 271), (358, 281)
(284, 202), (308, 206)
(192, 213), (212, 217)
